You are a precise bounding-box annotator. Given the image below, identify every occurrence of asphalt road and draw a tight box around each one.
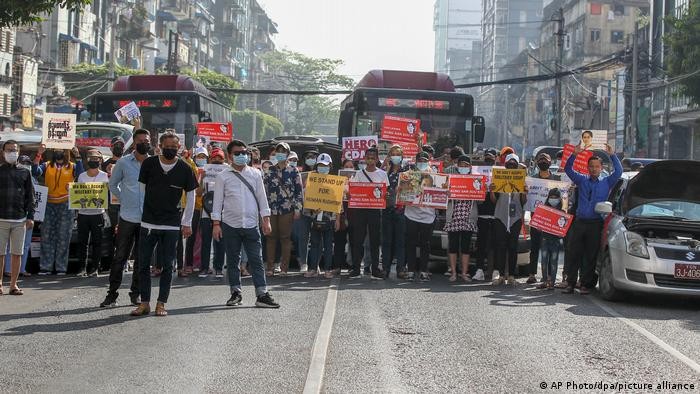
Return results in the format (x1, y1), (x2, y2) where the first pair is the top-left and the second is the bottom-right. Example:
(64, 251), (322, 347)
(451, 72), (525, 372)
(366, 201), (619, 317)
(1, 272), (699, 393)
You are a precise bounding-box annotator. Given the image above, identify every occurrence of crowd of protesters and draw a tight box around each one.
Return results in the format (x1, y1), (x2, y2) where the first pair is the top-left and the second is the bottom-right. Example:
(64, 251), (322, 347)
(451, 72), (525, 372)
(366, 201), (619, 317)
(0, 130), (622, 315)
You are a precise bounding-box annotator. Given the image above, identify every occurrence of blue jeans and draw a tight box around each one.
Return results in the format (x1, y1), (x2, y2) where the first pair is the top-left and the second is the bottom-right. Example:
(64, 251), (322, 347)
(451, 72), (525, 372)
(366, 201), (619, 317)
(40, 202), (73, 273)
(541, 237), (561, 283)
(293, 215), (312, 266)
(308, 227), (333, 271)
(200, 217), (225, 272)
(4, 227), (32, 273)
(381, 208), (406, 272)
(138, 228), (180, 303)
(222, 224), (267, 296)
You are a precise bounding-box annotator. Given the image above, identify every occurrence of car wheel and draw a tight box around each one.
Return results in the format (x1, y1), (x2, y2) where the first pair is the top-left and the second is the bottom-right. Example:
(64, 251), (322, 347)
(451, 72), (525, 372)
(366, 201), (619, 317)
(598, 251), (623, 301)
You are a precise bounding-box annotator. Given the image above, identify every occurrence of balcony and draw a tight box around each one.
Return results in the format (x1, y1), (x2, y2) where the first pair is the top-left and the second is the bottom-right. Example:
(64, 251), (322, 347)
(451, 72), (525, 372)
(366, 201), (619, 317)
(0, 75), (12, 85)
(161, 0), (191, 19)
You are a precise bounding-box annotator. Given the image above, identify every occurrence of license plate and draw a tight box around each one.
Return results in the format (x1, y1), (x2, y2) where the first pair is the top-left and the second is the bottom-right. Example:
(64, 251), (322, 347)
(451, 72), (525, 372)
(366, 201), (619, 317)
(674, 263), (700, 280)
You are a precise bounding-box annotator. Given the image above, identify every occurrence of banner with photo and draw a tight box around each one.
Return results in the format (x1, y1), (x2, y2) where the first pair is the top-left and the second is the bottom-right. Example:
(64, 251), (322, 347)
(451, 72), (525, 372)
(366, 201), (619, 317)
(524, 177), (571, 212)
(529, 205), (574, 237)
(348, 182), (387, 209)
(69, 182), (109, 210)
(381, 115), (421, 144)
(449, 174), (487, 201)
(397, 171), (449, 209)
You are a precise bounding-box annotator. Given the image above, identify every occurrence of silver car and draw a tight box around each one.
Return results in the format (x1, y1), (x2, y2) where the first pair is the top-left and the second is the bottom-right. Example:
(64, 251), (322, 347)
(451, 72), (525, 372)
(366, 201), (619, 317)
(595, 160), (700, 300)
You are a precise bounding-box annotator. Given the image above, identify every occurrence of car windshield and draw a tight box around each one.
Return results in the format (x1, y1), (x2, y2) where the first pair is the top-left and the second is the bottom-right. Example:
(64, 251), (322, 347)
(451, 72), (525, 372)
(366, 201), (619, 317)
(628, 201), (700, 221)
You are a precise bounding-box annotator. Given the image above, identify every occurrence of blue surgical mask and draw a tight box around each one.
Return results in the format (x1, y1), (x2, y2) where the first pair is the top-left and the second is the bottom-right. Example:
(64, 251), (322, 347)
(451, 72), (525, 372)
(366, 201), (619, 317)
(275, 153), (288, 162)
(390, 156), (402, 165)
(317, 166), (330, 175)
(288, 160), (297, 167)
(358, 163), (367, 171)
(233, 154), (249, 166)
(548, 198), (561, 206)
(195, 159), (207, 167)
(305, 158), (317, 167)
(457, 167), (471, 175)
(416, 162), (429, 171)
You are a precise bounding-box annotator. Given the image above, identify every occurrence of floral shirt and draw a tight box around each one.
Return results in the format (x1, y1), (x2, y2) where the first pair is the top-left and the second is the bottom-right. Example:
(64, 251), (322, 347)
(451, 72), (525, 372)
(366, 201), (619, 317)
(386, 165), (408, 211)
(264, 164), (303, 215)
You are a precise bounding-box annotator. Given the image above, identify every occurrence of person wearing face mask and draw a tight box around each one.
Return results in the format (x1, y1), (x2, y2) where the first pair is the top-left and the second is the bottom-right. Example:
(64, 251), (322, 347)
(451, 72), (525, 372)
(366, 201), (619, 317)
(441, 146), (466, 278)
(199, 147), (229, 279)
(263, 142), (303, 276)
(32, 145), (84, 275)
(101, 136), (126, 273)
(472, 148), (498, 281)
(348, 147), (389, 279)
(102, 136), (125, 174)
(536, 188), (564, 290)
(525, 152), (561, 285)
(287, 151), (299, 169)
(304, 154), (337, 278)
(292, 148), (319, 274)
(4, 155), (36, 280)
(302, 148), (319, 172)
(130, 132), (198, 317)
(181, 147), (208, 276)
(444, 155), (478, 282)
(380, 145), (408, 278)
(75, 150), (109, 277)
(249, 147), (261, 168)
(0, 141), (35, 296)
(489, 153), (527, 286)
(101, 128), (151, 308)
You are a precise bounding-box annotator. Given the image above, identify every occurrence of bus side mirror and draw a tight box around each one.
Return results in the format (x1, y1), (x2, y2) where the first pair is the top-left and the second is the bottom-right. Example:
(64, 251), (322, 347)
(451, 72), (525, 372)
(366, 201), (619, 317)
(472, 116), (485, 143)
(338, 109), (353, 134)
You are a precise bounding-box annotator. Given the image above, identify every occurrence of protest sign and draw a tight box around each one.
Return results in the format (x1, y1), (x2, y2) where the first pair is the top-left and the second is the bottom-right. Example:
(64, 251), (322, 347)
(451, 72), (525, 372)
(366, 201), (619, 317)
(68, 182), (109, 210)
(561, 143), (593, 175)
(338, 169), (356, 180)
(42, 113), (76, 149)
(472, 165), (494, 185)
(449, 175), (486, 201)
(197, 122), (233, 142)
(342, 136), (378, 160)
(397, 171), (449, 209)
(572, 129), (610, 151)
(524, 177), (571, 212)
(430, 160), (444, 173)
(381, 115), (421, 144)
(303, 173), (347, 213)
(202, 164), (230, 190)
(530, 205), (574, 237)
(348, 182), (387, 209)
(114, 101), (141, 123)
(33, 185), (48, 222)
(491, 168), (526, 193)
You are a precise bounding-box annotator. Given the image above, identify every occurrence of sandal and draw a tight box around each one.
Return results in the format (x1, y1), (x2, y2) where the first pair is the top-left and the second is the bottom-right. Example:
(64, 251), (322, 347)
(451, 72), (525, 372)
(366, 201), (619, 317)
(9, 288), (23, 296)
(130, 303), (151, 316)
(155, 302), (168, 317)
(449, 275), (457, 282)
(536, 282), (548, 290)
(460, 274), (472, 283)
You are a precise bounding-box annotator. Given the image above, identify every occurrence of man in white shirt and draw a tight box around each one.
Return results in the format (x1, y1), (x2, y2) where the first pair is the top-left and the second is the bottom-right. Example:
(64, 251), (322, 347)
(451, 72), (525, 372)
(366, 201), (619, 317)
(212, 139), (279, 308)
(76, 149), (109, 277)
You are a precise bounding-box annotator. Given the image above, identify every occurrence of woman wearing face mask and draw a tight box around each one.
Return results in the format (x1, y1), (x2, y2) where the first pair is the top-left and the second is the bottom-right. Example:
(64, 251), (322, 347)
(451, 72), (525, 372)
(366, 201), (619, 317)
(380, 145), (408, 278)
(489, 153), (527, 286)
(293, 149), (319, 274)
(32, 145), (85, 275)
(332, 159), (356, 272)
(75, 150), (109, 277)
(301, 149), (319, 172)
(536, 188), (563, 290)
(403, 151), (437, 282)
(182, 147), (208, 276)
(3, 155), (37, 279)
(304, 154), (336, 278)
(444, 155), (478, 282)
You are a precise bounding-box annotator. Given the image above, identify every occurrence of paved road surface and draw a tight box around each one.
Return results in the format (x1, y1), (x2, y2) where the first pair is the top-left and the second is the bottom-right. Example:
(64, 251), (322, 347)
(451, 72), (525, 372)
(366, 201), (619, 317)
(1, 273), (698, 393)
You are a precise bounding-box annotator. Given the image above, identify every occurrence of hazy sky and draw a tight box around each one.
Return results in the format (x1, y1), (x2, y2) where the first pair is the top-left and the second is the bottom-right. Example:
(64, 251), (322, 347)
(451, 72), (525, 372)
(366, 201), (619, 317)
(260, 0), (436, 82)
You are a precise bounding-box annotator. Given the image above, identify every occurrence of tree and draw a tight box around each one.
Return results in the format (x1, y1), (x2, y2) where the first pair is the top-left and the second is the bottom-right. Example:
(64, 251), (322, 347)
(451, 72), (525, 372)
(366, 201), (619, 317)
(180, 68), (241, 109)
(261, 50), (354, 135)
(232, 109), (284, 143)
(64, 63), (145, 101)
(665, 1), (700, 106)
(0, 0), (89, 27)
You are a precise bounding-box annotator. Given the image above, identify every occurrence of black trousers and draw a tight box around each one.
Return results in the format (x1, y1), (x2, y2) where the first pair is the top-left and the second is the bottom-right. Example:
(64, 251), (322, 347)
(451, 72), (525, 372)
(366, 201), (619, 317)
(494, 220), (521, 276)
(185, 209), (202, 268)
(102, 203), (120, 271)
(528, 227), (543, 276)
(350, 209), (381, 273)
(107, 218), (141, 299)
(566, 219), (603, 288)
(77, 214), (104, 273)
(332, 228), (348, 269)
(405, 218), (433, 273)
(475, 217), (496, 271)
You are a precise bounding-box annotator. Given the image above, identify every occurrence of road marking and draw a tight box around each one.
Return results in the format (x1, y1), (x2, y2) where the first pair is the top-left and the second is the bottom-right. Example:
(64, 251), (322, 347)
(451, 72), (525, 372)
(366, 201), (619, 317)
(591, 297), (700, 374)
(303, 278), (339, 394)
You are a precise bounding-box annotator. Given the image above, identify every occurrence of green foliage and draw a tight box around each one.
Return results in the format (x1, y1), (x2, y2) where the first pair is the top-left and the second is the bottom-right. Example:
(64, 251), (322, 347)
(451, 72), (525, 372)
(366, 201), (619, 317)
(0, 0), (90, 27)
(64, 64), (145, 100)
(665, 1), (700, 106)
(180, 68), (241, 109)
(261, 50), (354, 135)
(232, 109), (284, 143)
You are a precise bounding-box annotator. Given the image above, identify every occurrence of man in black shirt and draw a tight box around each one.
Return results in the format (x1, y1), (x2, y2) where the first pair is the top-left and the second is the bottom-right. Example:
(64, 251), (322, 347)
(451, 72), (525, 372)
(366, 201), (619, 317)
(131, 132), (198, 317)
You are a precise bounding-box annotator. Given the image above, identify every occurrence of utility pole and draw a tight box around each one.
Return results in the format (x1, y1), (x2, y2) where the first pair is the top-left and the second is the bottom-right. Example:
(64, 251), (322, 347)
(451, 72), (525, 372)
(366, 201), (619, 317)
(107, 3), (117, 91)
(630, 21), (639, 155)
(662, 76), (671, 159)
(554, 7), (565, 145)
(251, 70), (258, 141)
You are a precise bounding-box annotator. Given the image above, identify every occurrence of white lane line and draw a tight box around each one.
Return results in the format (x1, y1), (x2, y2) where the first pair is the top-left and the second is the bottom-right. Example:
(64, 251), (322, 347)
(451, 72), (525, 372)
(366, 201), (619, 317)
(590, 297), (700, 374)
(303, 278), (340, 394)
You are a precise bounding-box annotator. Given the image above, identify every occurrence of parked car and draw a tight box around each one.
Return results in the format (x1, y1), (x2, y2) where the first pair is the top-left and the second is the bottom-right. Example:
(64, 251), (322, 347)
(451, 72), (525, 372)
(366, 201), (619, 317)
(250, 135), (343, 170)
(595, 160), (700, 300)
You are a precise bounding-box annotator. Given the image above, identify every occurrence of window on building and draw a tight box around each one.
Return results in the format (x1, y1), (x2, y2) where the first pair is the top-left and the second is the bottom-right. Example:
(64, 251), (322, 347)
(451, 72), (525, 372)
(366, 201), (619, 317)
(590, 3), (602, 15)
(590, 29), (601, 42)
(613, 5), (625, 16)
(611, 30), (624, 44)
(4, 63), (9, 76)
(4, 32), (9, 52)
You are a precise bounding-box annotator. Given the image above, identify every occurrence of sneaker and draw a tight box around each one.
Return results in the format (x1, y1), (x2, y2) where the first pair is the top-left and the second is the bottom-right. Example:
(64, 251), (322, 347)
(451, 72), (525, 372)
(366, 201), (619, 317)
(443, 269), (452, 277)
(273, 265), (281, 273)
(129, 294), (140, 306)
(419, 272), (430, 282)
(473, 269), (485, 281)
(507, 276), (517, 286)
(304, 270), (318, 278)
(255, 292), (280, 308)
(87, 270), (98, 277)
(492, 276), (505, 286)
(406, 272), (416, 281)
(349, 270), (362, 279)
(324, 271), (334, 279)
(397, 271), (407, 280)
(562, 285), (575, 294)
(38, 270), (51, 276)
(371, 271), (384, 280)
(198, 270), (210, 278)
(56, 272), (66, 276)
(100, 295), (118, 308)
(300, 264), (308, 273)
(226, 291), (243, 306)
(215, 271), (224, 279)
(75, 270), (87, 277)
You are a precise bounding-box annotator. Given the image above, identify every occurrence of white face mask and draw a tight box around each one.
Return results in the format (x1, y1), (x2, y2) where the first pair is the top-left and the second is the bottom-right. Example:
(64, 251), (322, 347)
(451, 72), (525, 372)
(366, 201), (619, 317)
(4, 151), (18, 164)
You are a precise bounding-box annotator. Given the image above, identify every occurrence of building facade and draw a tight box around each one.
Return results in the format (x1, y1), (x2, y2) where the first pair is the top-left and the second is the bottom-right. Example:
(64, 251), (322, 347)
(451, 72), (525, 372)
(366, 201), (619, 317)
(433, 0), (482, 84)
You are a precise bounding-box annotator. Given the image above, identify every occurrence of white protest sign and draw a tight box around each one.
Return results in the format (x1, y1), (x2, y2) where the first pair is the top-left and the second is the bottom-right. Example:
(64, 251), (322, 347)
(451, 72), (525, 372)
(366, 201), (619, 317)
(342, 136), (378, 161)
(577, 129), (611, 151)
(33, 185), (48, 222)
(524, 177), (571, 212)
(114, 101), (141, 123)
(472, 165), (494, 185)
(202, 164), (230, 190)
(42, 113), (76, 149)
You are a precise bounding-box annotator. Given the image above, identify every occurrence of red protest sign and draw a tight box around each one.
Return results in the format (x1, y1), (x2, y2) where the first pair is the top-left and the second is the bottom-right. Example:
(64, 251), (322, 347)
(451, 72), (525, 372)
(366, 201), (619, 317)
(342, 136), (378, 161)
(448, 175), (486, 201)
(402, 142), (420, 158)
(561, 143), (592, 175)
(429, 160), (443, 173)
(530, 205), (573, 237)
(196, 122), (233, 142)
(381, 115), (421, 144)
(348, 182), (387, 209)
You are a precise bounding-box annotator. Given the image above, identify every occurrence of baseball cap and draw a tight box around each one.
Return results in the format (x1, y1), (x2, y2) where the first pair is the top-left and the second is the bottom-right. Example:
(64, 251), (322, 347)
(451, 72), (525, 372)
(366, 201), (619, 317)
(210, 148), (225, 159)
(111, 136), (125, 145)
(500, 146), (514, 157)
(275, 142), (291, 152)
(536, 152), (552, 162)
(505, 153), (520, 163)
(416, 151), (430, 162)
(317, 153), (332, 165)
(288, 151), (299, 160)
(193, 147), (209, 157)
(457, 154), (471, 164)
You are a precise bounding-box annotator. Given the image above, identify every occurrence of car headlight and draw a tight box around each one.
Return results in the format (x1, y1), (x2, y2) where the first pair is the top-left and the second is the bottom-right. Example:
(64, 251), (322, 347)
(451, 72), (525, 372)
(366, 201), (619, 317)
(624, 231), (649, 259)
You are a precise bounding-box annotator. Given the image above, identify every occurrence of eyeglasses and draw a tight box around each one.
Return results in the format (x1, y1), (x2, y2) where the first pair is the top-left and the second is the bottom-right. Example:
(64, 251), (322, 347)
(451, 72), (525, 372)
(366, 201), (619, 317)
(231, 150), (248, 156)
